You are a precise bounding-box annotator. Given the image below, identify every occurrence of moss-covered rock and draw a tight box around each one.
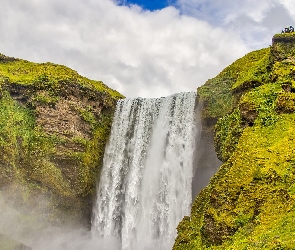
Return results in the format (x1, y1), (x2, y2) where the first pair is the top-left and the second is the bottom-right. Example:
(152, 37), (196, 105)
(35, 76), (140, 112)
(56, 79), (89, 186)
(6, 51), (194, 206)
(276, 92), (295, 113)
(272, 33), (295, 61)
(197, 48), (271, 132)
(214, 109), (242, 162)
(174, 33), (295, 249)
(0, 54), (124, 227)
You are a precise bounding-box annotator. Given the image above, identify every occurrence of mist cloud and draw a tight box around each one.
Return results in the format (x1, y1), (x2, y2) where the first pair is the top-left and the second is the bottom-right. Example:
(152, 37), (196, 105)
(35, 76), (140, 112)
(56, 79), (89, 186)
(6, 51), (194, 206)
(0, 187), (120, 250)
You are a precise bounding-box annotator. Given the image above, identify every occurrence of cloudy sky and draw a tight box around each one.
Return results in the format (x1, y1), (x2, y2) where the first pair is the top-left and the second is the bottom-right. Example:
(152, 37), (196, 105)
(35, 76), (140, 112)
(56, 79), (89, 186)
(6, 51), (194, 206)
(1, 0), (294, 98)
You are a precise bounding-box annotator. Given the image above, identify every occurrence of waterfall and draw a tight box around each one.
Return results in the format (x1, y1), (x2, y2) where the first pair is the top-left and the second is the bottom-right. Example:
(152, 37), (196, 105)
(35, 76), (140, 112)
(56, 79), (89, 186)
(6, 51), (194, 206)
(92, 92), (198, 250)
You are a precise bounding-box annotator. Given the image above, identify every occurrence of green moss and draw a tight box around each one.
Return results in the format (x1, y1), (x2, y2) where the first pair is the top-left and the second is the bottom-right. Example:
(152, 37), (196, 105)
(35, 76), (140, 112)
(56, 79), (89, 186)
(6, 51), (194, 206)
(174, 34), (295, 249)
(276, 92), (295, 113)
(0, 54), (123, 226)
(239, 83), (281, 127)
(271, 61), (295, 88)
(0, 90), (70, 188)
(174, 189), (210, 250)
(0, 92), (35, 180)
(31, 91), (59, 105)
(208, 116), (295, 249)
(272, 33), (295, 62)
(76, 114), (113, 197)
(175, 114), (295, 249)
(0, 57), (123, 99)
(232, 49), (272, 92)
(214, 109), (242, 161)
(197, 48), (271, 130)
(197, 76), (235, 124)
(78, 107), (99, 129)
(273, 33), (295, 39)
(31, 160), (72, 196)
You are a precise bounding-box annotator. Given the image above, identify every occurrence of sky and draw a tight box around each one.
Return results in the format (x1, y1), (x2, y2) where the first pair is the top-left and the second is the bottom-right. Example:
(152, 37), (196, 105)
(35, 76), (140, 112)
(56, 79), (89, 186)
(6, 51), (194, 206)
(120, 0), (174, 11)
(0, 0), (295, 98)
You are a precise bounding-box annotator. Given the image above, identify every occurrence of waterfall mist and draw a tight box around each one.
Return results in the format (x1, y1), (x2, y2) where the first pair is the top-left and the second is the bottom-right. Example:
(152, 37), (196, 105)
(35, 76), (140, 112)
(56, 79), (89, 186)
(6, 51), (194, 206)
(92, 92), (198, 250)
(0, 185), (118, 250)
(0, 92), (221, 250)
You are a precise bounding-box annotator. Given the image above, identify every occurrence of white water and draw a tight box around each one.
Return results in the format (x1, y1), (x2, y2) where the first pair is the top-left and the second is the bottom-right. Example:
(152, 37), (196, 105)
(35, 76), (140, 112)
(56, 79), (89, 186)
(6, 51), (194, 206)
(92, 92), (198, 250)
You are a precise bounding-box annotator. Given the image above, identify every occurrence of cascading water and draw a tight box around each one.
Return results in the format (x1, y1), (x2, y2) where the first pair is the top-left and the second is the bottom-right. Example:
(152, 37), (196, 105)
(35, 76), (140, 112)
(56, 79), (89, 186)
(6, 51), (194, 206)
(92, 92), (198, 250)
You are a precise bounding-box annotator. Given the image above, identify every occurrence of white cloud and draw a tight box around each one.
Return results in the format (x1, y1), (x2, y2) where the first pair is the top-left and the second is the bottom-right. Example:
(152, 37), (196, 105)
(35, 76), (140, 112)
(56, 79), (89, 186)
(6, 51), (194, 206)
(0, 0), (257, 98)
(175, 0), (295, 49)
(278, 0), (295, 17)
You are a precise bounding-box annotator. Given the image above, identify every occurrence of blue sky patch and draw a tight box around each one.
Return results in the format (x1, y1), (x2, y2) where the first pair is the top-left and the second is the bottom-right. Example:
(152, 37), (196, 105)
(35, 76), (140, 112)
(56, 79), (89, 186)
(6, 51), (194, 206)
(120, 0), (175, 11)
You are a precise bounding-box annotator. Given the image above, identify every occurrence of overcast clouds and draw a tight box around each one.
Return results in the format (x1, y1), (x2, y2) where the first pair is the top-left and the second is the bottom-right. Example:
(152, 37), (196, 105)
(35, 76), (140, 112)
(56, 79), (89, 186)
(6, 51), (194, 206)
(0, 0), (294, 97)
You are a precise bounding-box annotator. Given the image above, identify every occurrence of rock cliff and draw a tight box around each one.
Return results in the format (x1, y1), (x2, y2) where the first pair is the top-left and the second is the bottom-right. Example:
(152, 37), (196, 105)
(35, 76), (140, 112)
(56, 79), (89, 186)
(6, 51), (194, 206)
(173, 33), (295, 249)
(0, 54), (123, 231)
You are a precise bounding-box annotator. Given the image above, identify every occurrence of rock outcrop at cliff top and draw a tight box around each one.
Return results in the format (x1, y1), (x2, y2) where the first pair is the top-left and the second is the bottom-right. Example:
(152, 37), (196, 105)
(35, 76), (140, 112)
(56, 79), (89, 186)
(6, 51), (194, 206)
(0, 54), (124, 231)
(174, 33), (295, 249)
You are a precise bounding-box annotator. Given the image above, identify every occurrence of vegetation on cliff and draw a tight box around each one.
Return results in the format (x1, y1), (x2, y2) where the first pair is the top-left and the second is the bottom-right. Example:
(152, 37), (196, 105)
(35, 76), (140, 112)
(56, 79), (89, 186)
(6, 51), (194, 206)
(0, 54), (124, 231)
(174, 33), (295, 249)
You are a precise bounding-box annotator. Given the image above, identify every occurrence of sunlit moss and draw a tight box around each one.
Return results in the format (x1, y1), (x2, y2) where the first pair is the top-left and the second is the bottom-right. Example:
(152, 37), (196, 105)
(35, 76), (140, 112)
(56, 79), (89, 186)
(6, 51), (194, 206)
(0, 55), (123, 99)
(197, 48), (271, 131)
(0, 54), (123, 226)
(214, 109), (242, 162)
(174, 35), (295, 249)
(232, 49), (272, 92)
(76, 114), (113, 197)
(174, 114), (295, 249)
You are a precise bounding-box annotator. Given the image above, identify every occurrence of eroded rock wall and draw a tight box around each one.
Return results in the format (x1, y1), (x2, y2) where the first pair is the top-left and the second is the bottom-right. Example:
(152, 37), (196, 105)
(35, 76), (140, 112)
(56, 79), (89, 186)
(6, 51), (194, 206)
(0, 54), (124, 229)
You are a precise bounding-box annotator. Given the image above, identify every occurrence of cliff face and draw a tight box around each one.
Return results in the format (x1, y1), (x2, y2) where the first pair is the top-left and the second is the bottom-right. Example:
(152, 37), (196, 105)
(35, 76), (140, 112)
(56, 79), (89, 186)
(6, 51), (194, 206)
(174, 33), (295, 249)
(0, 54), (123, 229)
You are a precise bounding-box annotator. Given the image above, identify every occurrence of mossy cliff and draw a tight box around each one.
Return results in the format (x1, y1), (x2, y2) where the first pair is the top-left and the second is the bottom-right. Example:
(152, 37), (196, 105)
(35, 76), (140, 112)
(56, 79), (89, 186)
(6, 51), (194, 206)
(174, 33), (295, 249)
(0, 54), (123, 229)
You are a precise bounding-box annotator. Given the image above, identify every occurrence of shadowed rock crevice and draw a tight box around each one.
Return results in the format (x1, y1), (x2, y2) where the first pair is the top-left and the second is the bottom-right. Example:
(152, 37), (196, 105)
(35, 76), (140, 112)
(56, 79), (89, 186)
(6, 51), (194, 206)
(192, 131), (221, 199)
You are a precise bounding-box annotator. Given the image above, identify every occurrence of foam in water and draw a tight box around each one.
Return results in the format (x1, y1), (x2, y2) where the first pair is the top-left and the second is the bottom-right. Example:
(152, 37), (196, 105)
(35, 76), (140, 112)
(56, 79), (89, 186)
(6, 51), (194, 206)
(92, 92), (197, 250)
